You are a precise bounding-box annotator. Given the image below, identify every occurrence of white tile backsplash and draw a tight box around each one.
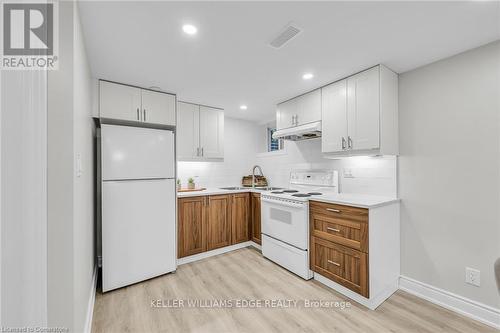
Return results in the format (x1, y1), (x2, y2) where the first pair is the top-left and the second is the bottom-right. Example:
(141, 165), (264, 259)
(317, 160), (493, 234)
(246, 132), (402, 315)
(178, 117), (397, 197)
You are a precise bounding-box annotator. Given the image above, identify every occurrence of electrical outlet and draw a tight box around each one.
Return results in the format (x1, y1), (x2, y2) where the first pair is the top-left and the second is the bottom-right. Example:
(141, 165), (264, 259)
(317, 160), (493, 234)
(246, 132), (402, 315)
(465, 267), (480, 287)
(343, 168), (354, 178)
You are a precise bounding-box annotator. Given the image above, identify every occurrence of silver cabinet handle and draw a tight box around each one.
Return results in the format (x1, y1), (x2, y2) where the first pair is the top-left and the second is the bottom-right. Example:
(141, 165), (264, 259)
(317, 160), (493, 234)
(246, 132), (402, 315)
(328, 260), (341, 267)
(327, 227), (340, 233)
(341, 137), (346, 150)
(196, 147), (200, 156)
(291, 115), (295, 126)
(143, 109), (146, 122)
(295, 114), (298, 126)
(201, 147), (204, 156)
(137, 108), (140, 120)
(326, 208), (341, 213)
(348, 136), (353, 149)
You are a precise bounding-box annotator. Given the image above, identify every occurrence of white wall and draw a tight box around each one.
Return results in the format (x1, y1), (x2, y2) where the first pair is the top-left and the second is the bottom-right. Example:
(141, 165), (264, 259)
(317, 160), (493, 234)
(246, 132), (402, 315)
(47, 0), (75, 330)
(73, 3), (96, 333)
(399, 40), (500, 309)
(47, 2), (95, 332)
(1, 70), (48, 327)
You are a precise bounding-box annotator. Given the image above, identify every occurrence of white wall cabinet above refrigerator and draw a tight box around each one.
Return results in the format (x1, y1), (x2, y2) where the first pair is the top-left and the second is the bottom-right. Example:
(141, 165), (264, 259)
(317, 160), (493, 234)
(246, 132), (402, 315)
(321, 65), (398, 156)
(277, 89), (321, 130)
(99, 80), (176, 126)
(177, 101), (224, 161)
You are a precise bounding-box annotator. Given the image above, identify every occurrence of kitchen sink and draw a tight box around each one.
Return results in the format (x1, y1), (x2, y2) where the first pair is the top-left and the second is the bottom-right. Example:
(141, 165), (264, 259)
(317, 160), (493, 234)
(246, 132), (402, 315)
(253, 187), (283, 191)
(218, 186), (283, 191)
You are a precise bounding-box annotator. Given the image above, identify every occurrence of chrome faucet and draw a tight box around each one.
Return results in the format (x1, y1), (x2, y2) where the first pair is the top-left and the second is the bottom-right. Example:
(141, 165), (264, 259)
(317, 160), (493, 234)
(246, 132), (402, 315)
(252, 165), (264, 188)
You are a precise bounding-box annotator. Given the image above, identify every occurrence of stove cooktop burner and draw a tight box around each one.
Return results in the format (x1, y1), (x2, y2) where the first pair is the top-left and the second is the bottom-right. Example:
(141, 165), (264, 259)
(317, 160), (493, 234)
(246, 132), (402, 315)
(283, 190), (299, 193)
(307, 192), (323, 195)
(291, 193), (311, 197)
(271, 191), (284, 194)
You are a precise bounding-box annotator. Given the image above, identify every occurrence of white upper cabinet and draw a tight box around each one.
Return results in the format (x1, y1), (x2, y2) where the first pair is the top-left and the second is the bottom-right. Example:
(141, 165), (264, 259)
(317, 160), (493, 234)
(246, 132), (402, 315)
(347, 66), (380, 151)
(141, 89), (176, 126)
(176, 102), (200, 160)
(321, 79), (348, 153)
(100, 81), (141, 121)
(295, 89), (321, 126)
(176, 102), (224, 161)
(99, 80), (176, 126)
(276, 88), (321, 130)
(276, 98), (297, 130)
(199, 106), (224, 159)
(321, 65), (398, 156)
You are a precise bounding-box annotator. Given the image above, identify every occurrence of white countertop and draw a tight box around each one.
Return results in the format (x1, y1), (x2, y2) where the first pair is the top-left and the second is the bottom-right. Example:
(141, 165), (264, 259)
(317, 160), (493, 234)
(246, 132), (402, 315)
(308, 193), (399, 209)
(177, 187), (263, 198)
(177, 187), (399, 208)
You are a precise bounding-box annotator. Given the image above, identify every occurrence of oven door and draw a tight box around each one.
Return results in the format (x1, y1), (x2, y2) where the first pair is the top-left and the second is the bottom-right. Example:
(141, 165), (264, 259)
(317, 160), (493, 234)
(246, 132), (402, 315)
(261, 196), (309, 250)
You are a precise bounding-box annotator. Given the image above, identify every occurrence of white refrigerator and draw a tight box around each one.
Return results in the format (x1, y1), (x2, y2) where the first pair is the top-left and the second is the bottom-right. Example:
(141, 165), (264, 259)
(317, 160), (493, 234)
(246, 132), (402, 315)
(100, 124), (176, 292)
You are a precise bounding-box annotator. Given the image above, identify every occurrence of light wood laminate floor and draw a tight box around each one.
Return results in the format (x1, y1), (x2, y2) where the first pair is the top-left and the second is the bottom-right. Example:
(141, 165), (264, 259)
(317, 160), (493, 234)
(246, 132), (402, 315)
(92, 247), (495, 333)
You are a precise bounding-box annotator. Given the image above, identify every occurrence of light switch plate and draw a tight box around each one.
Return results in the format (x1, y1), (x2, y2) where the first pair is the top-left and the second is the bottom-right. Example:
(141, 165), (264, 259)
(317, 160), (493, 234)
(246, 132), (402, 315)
(76, 153), (82, 178)
(465, 267), (480, 287)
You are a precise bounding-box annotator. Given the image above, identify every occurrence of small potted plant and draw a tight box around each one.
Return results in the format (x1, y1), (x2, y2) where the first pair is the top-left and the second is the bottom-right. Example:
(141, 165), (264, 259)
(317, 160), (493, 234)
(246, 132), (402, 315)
(187, 177), (195, 190)
(176, 178), (181, 191)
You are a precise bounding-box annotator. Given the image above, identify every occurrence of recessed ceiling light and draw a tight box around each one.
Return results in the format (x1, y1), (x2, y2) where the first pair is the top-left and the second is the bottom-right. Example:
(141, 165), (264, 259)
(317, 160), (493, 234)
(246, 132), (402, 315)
(182, 24), (197, 35)
(240, 105), (248, 110)
(302, 73), (314, 80)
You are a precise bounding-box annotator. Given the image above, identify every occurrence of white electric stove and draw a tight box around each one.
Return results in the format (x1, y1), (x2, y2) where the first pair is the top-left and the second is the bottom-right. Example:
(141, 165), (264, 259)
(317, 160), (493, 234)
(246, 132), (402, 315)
(260, 170), (338, 280)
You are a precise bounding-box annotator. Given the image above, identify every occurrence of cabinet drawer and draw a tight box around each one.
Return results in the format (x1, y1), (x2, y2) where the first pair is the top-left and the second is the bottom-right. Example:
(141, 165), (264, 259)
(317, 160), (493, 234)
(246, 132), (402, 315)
(311, 213), (368, 252)
(311, 237), (368, 297)
(310, 201), (368, 223)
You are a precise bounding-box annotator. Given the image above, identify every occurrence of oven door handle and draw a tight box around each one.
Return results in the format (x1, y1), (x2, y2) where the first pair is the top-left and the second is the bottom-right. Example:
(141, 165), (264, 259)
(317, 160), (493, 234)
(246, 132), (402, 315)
(261, 197), (306, 209)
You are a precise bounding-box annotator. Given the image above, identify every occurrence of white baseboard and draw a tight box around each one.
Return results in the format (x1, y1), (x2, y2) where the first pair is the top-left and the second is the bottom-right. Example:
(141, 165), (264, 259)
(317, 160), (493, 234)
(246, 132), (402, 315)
(84, 265), (98, 333)
(399, 275), (500, 329)
(314, 273), (398, 310)
(177, 241), (254, 265)
(249, 241), (261, 251)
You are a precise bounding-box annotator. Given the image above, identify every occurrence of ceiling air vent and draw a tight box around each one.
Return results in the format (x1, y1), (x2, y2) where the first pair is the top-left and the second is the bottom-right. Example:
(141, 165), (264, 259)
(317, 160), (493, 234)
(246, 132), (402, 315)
(269, 23), (301, 49)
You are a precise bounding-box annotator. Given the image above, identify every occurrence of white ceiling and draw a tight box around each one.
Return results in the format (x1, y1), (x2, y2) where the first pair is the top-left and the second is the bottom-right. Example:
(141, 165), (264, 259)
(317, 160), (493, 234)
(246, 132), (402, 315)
(78, 1), (500, 123)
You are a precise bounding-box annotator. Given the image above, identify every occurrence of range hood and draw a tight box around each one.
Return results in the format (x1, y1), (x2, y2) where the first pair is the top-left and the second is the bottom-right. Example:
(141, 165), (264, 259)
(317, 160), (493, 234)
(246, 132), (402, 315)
(272, 121), (322, 141)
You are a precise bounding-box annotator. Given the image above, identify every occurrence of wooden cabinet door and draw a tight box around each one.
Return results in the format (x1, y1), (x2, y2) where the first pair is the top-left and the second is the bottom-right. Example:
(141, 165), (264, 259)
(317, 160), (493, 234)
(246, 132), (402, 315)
(231, 193), (250, 244)
(178, 197), (206, 258)
(296, 89), (321, 126)
(176, 102), (200, 160)
(141, 89), (176, 126)
(347, 66), (380, 151)
(199, 106), (224, 158)
(321, 80), (348, 153)
(251, 193), (261, 244)
(207, 195), (231, 250)
(311, 237), (368, 297)
(99, 81), (141, 121)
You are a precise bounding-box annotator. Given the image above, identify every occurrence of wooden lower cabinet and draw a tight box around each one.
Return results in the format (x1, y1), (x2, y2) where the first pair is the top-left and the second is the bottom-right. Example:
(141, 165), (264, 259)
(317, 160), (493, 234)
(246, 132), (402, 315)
(250, 193), (261, 244)
(207, 195), (232, 251)
(231, 193), (250, 244)
(178, 193), (253, 258)
(178, 196), (207, 258)
(310, 200), (369, 298)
